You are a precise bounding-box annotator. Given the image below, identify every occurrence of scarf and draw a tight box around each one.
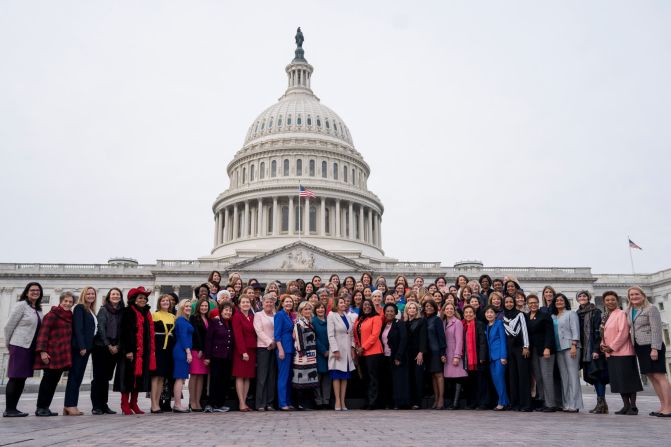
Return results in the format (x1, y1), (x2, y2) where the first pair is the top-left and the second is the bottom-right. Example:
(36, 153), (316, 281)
(577, 303), (597, 362)
(132, 305), (156, 377)
(104, 302), (122, 342)
(463, 319), (478, 371)
(503, 306), (520, 320)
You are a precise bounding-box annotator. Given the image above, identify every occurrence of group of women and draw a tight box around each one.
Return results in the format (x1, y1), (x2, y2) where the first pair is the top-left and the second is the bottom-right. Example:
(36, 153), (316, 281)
(3, 272), (671, 418)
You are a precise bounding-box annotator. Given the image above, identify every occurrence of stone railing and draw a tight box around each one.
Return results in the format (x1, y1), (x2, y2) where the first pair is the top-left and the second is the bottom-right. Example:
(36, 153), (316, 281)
(0, 263), (152, 271)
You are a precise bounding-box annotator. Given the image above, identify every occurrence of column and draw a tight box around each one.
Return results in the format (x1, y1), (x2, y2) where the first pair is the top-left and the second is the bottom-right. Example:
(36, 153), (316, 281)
(213, 212), (219, 246)
(288, 196), (294, 236)
(377, 214), (382, 247)
(358, 205), (364, 241)
(232, 205), (239, 240)
(272, 197), (278, 236)
(257, 198), (263, 236)
(348, 202), (354, 240)
(368, 208), (373, 244)
(320, 198), (326, 235)
(304, 197), (310, 235)
(250, 207), (256, 238)
(335, 199), (341, 237)
(223, 207), (229, 242)
(243, 201), (250, 238)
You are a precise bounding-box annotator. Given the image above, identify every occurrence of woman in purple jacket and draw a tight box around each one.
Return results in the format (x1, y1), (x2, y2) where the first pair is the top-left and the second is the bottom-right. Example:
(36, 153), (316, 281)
(203, 302), (234, 412)
(443, 303), (467, 409)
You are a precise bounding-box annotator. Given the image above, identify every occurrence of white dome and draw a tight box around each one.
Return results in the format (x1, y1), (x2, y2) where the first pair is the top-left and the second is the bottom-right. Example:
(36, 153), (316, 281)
(244, 92), (353, 146)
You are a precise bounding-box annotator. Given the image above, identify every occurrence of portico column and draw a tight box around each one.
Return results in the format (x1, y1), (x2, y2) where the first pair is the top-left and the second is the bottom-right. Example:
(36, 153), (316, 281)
(223, 207), (229, 242)
(272, 197), (278, 236)
(257, 198), (263, 236)
(377, 214), (382, 247)
(288, 196), (294, 235)
(304, 197), (310, 235)
(358, 205), (364, 241)
(213, 212), (219, 246)
(232, 205), (239, 240)
(244, 201), (250, 238)
(348, 202), (354, 240)
(335, 199), (341, 237)
(368, 208), (373, 244)
(320, 198), (326, 235)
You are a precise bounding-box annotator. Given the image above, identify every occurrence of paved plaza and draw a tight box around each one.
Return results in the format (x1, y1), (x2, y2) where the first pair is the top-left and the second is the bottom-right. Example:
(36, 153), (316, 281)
(0, 390), (668, 446)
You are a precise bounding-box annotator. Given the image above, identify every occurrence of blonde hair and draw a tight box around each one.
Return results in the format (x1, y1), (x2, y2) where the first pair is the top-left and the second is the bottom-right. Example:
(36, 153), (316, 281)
(488, 291), (504, 306)
(77, 286), (97, 312)
(627, 286), (650, 308)
(404, 301), (420, 321)
(442, 302), (460, 320)
(157, 294), (173, 311)
(176, 299), (192, 318)
(297, 301), (313, 314)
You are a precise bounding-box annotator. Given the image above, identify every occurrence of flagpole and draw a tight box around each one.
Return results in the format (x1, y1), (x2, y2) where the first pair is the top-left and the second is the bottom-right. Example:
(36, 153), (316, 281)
(628, 235), (635, 274)
(298, 183), (301, 241)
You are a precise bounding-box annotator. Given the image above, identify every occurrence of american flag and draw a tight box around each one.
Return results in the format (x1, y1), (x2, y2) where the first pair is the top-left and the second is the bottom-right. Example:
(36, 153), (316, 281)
(298, 185), (316, 198)
(629, 239), (642, 250)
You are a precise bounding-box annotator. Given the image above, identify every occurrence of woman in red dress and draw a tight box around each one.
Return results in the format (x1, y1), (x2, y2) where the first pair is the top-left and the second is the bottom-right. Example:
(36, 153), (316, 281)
(231, 287), (257, 412)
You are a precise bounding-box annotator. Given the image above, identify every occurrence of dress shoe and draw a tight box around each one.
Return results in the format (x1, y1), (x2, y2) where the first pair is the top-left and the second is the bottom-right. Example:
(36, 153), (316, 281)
(102, 406), (117, 415)
(91, 408), (104, 415)
(35, 408), (57, 417)
(4, 409), (28, 417)
(63, 407), (83, 416)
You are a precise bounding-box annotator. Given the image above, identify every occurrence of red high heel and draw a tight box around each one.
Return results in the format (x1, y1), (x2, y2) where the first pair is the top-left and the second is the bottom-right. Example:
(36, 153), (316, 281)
(120, 392), (132, 415)
(129, 391), (144, 414)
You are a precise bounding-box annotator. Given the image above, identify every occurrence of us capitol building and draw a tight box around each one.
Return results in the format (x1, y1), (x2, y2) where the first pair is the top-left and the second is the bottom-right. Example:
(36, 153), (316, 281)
(1, 30), (670, 378)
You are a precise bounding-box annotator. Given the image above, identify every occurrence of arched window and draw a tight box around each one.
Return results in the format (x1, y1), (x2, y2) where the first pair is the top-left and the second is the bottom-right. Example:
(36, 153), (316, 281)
(255, 121), (260, 132)
(352, 168), (355, 185)
(309, 160), (315, 176)
(322, 161), (327, 178)
(250, 164), (255, 181)
(260, 161), (265, 179)
(281, 206), (289, 232)
(343, 165), (348, 183)
(325, 119), (330, 129)
(266, 206), (273, 234)
(309, 206), (317, 233)
(307, 115), (312, 126)
(296, 159), (302, 176)
(242, 167), (246, 184)
(271, 160), (277, 177)
(297, 115), (302, 125)
(283, 159), (290, 176)
(333, 122), (337, 132)
(316, 116), (321, 127)
(333, 162), (338, 180)
(325, 208), (330, 235)
(287, 114), (292, 126)
(268, 116), (273, 129)
(261, 120), (265, 130)
(278, 116), (282, 127)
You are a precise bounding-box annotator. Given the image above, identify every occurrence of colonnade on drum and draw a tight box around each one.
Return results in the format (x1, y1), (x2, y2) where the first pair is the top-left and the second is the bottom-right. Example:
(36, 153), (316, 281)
(213, 197), (382, 248)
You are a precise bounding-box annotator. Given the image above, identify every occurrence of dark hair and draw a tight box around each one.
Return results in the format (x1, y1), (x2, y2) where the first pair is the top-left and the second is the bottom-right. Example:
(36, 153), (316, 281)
(435, 276), (447, 285)
(104, 288), (125, 308)
(194, 283), (210, 298)
(504, 280), (519, 296)
(313, 302), (326, 314)
(358, 299), (376, 321)
(422, 299), (438, 315)
(550, 293), (571, 314)
(311, 275), (321, 283)
(602, 290), (620, 307)
(483, 305), (498, 315)
(479, 274), (493, 287)
(209, 281), (220, 292)
(247, 278), (259, 286)
(462, 304), (475, 315)
(218, 301), (233, 316)
(383, 303), (398, 316)
(20, 282), (43, 312)
(503, 295), (515, 310)
(455, 275), (469, 287)
(360, 272), (373, 284)
(526, 294), (539, 304)
(195, 298), (211, 316)
(328, 274), (340, 285)
(492, 278), (504, 286)
(351, 290), (364, 307)
(208, 270), (221, 283)
(343, 276), (356, 289)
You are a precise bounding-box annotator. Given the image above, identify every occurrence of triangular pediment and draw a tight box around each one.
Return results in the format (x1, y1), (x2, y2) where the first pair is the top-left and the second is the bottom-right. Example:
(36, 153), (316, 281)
(228, 242), (369, 272)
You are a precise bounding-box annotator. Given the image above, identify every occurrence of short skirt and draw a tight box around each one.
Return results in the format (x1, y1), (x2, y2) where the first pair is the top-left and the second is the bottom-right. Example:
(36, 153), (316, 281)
(189, 350), (209, 375)
(7, 345), (35, 379)
(426, 350), (444, 374)
(607, 355), (643, 394)
(635, 343), (667, 375)
(329, 369), (352, 380)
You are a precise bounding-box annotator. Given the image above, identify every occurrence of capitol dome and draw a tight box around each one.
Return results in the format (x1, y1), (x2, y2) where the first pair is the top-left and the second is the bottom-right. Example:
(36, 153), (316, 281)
(208, 29), (386, 262)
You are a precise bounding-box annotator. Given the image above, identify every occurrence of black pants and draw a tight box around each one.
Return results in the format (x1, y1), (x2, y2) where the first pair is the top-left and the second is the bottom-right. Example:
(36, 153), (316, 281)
(64, 350), (90, 407)
(382, 356), (410, 408)
(408, 360), (425, 407)
(361, 354), (383, 408)
(208, 357), (232, 408)
(5, 377), (27, 411)
(465, 369), (489, 408)
(507, 344), (531, 410)
(91, 345), (119, 410)
(37, 369), (65, 409)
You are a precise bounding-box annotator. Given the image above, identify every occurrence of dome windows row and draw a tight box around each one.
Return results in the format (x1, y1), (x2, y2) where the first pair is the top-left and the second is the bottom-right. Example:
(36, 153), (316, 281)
(250, 113), (351, 142)
(232, 157), (366, 188)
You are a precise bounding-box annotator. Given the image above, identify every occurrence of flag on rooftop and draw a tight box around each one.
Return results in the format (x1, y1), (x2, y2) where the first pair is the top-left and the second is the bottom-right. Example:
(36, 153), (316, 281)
(299, 185), (316, 198)
(629, 239), (642, 250)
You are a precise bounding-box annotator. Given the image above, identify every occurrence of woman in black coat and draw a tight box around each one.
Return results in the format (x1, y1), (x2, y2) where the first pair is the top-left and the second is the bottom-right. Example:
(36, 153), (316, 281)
(404, 301), (427, 409)
(576, 290), (609, 414)
(379, 303), (409, 409)
(526, 294), (558, 411)
(461, 305), (489, 409)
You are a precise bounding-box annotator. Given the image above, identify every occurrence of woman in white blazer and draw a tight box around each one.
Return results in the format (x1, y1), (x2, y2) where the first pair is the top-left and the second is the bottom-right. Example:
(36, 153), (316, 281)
(327, 296), (356, 411)
(551, 294), (583, 412)
(3, 282), (45, 417)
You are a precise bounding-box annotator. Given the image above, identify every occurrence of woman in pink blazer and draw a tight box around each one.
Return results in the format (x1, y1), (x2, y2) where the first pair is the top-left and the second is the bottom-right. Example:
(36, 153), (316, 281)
(442, 303), (467, 409)
(601, 291), (643, 415)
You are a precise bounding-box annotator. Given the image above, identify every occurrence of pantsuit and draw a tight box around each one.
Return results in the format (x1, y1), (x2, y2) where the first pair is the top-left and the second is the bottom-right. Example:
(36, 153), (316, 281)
(255, 348), (276, 409)
(276, 353), (293, 408)
(208, 357), (231, 408)
(506, 343), (531, 410)
(408, 362), (425, 407)
(530, 351), (556, 408)
(64, 351), (90, 407)
(489, 359), (509, 406)
(37, 369), (65, 410)
(90, 345), (119, 411)
(314, 373), (332, 406)
(360, 353), (383, 408)
(556, 348), (583, 410)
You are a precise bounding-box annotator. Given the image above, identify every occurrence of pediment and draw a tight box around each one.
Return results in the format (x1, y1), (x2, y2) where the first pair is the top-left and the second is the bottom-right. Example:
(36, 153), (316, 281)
(228, 242), (369, 272)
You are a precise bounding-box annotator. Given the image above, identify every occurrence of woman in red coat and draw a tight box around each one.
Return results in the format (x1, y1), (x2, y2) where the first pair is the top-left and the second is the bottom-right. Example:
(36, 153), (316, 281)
(34, 292), (75, 416)
(231, 288), (257, 412)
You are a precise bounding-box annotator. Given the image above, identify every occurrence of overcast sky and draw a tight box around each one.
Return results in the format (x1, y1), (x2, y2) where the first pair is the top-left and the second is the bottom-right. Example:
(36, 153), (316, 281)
(1, 1), (669, 274)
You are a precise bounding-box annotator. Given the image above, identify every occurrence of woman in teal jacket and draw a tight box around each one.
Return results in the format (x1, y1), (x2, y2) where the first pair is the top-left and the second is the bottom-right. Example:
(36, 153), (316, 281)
(312, 302), (331, 409)
(484, 305), (509, 410)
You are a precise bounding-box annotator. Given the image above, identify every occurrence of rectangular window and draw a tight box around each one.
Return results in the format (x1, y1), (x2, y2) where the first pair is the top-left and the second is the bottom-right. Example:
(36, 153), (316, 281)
(297, 159), (302, 176)
(321, 161), (327, 178)
(333, 163), (338, 180)
(309, 160), (315, 176)
(281, 206), (289, 232)
(260, 162), (265, 179)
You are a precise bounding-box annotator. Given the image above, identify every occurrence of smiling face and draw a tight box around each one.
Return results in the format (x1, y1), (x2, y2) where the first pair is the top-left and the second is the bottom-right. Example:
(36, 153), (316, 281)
(315, 304), (325, 318)
(384, 306), (396, 322)
(239, 297), (251, 312)
(60, 295), (74, 311)
(463, 307), (475, 321)
(443, 304), (455, 319)
(301, 304), (313, 319)
(469, 296), (480, 309)
(628, 288), (646, 307)
(527, 296), (539, 313)
(135, 294), (148, 308)
(555, 296), (566, 311)
(542, 288), (554, 306)
(198, 287), (209, 300)
(183, 300), (192, 317)
(199, 300), (210, 316)
(515, 293), (526, 309)
(603, 294), (618, 311)
(159, 296), (171, 311)
(577, 293), (590, 306)
(221, 306), (232, 320)
(406, 302), (418, 319)
(485, 308), (496, 322)
(504, 296), (515, 311)
(282, 297), (294, 312)
(337, 298), (347, 313)
(480, 277), (490, 290)
(462, 289), (472, 301)
(84, 288), (96, 304)
(109, 289), (122, 306)
(27, 285), (41, 304)
(490, 295), (501, 308)
(362, 300), (373, 315)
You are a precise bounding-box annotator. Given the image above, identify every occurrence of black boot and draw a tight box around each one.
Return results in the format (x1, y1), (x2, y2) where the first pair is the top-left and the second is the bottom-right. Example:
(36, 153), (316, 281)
(448, 384), (462, 410)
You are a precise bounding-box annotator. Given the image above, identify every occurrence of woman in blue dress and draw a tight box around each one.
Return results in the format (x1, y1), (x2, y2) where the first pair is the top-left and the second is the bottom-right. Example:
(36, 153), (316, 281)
(172, 299), (194, 413)
(484, 304), (509, 411)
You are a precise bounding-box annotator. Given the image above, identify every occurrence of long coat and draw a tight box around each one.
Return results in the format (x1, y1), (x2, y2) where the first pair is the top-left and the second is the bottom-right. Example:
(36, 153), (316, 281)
(114, 304), (155, 393)
(34, 306), (72, 370)
(443, 316), (467, 378)
(327, 311), (355, 372)
(312, 316), (329, 373)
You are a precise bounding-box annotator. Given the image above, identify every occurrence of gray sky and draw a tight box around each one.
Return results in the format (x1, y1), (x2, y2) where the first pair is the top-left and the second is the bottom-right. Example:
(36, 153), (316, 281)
(1, 1), (669, 274)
